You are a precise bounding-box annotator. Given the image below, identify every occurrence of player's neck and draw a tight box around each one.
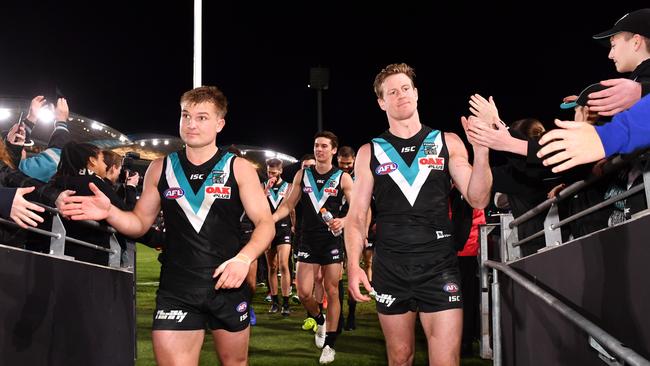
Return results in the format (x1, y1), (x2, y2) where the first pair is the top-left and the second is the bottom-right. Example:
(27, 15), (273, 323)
(388, 113), (422, 139)
(314, 161), (332, 174)
(185, 144), (218, 165)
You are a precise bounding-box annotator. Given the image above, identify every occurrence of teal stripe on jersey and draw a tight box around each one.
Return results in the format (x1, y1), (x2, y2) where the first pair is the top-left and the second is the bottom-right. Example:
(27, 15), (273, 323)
(372, 129), (439, 185)
(169, 151), (234, 214)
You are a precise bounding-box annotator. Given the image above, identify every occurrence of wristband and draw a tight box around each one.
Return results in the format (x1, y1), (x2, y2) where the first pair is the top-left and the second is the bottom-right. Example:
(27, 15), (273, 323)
(235, 253), (252, 265)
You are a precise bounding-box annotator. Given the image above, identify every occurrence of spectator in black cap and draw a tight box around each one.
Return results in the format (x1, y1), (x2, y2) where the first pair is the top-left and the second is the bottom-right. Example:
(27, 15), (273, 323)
(580, 9), (650, 116)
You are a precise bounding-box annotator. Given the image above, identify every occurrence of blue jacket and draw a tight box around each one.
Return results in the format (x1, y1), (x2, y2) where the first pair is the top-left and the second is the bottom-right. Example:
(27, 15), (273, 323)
(595, 94), (650, 157)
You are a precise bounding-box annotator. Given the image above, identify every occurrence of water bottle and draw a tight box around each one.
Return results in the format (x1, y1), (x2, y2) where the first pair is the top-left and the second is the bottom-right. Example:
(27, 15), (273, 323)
(320, 208), (342, 237)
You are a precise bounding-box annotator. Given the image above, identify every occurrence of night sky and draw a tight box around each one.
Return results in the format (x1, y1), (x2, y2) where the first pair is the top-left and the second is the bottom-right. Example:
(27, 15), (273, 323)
(1, 2), (646, 159)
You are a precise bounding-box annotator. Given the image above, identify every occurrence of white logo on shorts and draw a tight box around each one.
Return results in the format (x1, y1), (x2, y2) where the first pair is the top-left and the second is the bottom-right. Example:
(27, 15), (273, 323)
(297, 251), (310, 258)
(375, 292), (397, 307)
(436, 230), (451, 239)
(155, 310), (188, 323)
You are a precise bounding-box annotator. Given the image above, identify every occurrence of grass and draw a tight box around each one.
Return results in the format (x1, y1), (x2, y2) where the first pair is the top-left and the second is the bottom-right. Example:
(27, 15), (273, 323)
(135, 244), (492, 365)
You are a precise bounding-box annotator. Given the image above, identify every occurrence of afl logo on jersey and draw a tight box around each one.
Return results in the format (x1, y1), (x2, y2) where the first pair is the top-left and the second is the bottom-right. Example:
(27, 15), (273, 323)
(443, 282), (459, 293)
(164, 187), (185, 199)
(303, 186), (313, 193)
(375, 162), (398, 175)
(236, 301), (248, 313)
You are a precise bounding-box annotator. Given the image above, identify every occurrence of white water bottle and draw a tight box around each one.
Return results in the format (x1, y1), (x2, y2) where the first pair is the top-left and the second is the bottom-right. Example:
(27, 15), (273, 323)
(320, 208), (342, 237)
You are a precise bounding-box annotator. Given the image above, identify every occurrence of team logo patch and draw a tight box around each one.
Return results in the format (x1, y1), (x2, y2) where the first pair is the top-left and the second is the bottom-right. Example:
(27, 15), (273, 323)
(303, 186), (313, 193)
(211, 170), (225, 185)
(205, 185), (231, 199)
(163, 187), (185, 199)
(419, 157), (445, 170)
(423, 142), (438, 156)
(330, 249), (339, 255)
(375, 162), (398, 175)
(236, 301), (248, 313)
(443, 282), (460, 293)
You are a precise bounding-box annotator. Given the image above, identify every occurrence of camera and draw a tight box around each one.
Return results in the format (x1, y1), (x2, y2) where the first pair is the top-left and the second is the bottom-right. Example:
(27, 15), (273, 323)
(120, 151), (145, 186)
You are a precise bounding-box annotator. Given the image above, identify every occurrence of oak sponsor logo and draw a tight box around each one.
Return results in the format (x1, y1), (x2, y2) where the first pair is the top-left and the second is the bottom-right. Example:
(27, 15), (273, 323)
(419, 157), (445, 170)
(205, 185), (231, 199)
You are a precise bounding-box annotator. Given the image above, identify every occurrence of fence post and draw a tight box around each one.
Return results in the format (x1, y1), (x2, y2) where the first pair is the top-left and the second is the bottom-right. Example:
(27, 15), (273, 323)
(500, 213), (520, 261)
(479, 224), (497, 359)
(108, 234), (121, 268)
(543, 203), (562, 247)
(491, 268), (502, 366)
(49, 214), (67, 257)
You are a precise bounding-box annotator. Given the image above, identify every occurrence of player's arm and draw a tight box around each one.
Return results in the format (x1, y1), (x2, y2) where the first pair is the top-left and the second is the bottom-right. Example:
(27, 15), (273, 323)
(60, 158), (163, 237)
(344, 144), (374, 301)
(272, 169), (302, 222)
(446, 132), (492, 209)
(214, 158), (275, 289)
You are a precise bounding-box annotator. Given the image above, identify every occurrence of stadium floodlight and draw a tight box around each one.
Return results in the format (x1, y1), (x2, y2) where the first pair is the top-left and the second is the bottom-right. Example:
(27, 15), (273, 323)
(264, 150), (276, 158)
(152, 139), (159, 146)
(140, 141), (146, 146)
(164, 140), (169, 145)
(0, 108), (11, 121)
(91, 122), (103, 130)
(37, 106), (55, 123)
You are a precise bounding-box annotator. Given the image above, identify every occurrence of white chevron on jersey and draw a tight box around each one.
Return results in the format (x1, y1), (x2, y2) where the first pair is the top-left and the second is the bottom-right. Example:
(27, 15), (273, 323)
(372, 130), (442, 206)
(165, 152), (234, 233)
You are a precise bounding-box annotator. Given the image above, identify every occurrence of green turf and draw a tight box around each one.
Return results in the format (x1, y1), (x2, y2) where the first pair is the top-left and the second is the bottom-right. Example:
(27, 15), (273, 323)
(135, 244), (492, 365)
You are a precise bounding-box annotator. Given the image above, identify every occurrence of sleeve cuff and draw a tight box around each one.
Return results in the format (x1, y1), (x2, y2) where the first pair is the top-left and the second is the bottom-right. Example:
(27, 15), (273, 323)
(595, 123), (626, 157)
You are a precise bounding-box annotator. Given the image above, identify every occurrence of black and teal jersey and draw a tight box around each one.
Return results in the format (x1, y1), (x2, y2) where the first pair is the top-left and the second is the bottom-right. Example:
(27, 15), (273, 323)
(370, 125), (452, 256)
(265, 179), (292, 227)
(158, 149), (243, 287)
(299, 166), (344, 236)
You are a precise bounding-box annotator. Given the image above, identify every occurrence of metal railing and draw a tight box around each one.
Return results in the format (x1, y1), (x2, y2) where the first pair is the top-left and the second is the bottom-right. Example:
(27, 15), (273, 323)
(484, 260), (650, 366)
(478, 152), (650, 363)
(0, 202), (126, 269)
(502, 153), (650, 262)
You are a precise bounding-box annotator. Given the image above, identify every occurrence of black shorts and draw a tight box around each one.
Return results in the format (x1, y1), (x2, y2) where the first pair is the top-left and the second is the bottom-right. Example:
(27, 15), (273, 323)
(372, 250), (462, 315)
(297, 232), (343, 265)
(152, 284), (251, 332)
(271, 222), (292, 247)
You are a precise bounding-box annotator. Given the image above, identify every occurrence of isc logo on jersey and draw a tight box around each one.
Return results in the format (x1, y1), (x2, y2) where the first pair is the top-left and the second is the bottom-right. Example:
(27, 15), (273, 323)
(164, 187), (185, 199)
(375, 162), (398, 175)
(205, 185), (231, 199)
(419, 157), (445, 170)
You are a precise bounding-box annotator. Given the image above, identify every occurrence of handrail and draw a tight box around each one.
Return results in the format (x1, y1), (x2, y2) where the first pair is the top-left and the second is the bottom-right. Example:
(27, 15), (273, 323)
(484, 260), (650, 366)
(34, 202), (116, 234)
(509, 153), (640, 229)
(0, 218), (62, 240)
(66, 236), (115, 253)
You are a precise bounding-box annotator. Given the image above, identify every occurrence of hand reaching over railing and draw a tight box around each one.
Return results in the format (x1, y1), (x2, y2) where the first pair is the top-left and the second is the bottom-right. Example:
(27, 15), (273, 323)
(7, 187), (45, 228)
(59, 182), (112, 221)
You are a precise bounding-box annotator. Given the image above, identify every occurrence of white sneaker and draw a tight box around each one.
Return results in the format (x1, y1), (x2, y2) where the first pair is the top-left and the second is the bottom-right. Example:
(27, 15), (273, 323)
(315, 315), (326, 348)
(319, 345), (336, 364)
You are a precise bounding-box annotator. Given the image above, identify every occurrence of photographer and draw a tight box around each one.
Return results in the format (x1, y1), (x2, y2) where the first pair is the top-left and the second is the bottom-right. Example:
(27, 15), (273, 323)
(102, 150), (140, 266)
(104, 150), (166, 252)
(103, 150), (139, 210)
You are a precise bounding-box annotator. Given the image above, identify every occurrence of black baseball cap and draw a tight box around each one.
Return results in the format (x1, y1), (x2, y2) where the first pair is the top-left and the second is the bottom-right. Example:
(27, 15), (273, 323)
(593, 9), (650, 40)
(560, 83), (610, 109)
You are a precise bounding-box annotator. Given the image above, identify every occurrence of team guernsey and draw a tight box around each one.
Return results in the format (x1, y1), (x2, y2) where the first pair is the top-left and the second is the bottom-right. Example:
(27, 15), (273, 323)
(369, 125), (463, 314)
(153, 149), (250, 331)
(297, 166), (345, 264)
(265, 179), (292, 246)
